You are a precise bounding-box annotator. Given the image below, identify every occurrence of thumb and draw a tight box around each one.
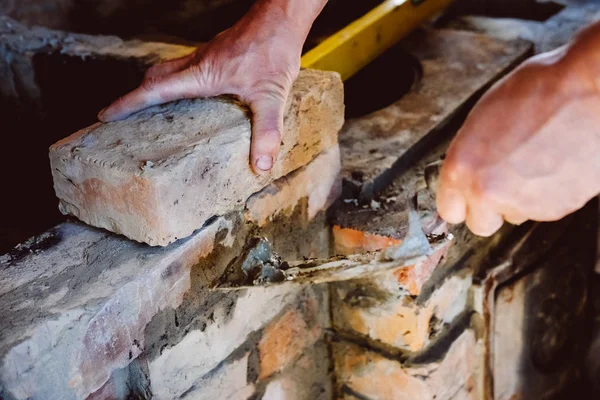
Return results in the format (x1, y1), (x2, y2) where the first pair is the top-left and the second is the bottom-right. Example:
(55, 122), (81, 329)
(247, 93), (287, 173)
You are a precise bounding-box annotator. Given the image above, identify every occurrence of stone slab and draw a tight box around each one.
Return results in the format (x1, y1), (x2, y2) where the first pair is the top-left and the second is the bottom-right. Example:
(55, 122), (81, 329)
(50, 68), (343, 246)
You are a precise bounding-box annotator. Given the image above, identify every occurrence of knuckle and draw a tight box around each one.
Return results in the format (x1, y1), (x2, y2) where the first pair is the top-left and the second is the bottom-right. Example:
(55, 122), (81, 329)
(470, 176), (491, 200)
(247, 70), (296, 102)
(141, 76), (160, 92)
(188, 63), (213, 90)
(470, 171), (503, 203)
(144, 65), (159, 79)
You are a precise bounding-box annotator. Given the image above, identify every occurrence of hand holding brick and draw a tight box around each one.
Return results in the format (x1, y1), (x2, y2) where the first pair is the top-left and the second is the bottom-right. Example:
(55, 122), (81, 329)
(50, 69), (343, 246)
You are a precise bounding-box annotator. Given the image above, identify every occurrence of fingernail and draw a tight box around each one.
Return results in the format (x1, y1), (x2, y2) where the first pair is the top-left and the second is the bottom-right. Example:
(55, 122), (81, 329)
(98, 107), (108, 120)
(256, 156), (273, 171)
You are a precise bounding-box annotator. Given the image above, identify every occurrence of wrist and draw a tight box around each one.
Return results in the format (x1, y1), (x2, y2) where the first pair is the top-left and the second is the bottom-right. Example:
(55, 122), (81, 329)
(563, 21), (600, 95)
(250, 0), (326, 42)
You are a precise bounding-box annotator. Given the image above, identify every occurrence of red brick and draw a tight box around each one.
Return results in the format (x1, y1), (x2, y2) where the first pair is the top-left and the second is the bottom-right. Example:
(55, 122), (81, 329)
(334, 330), (482, 400)
(332, 253), (470, 352)
(258, 296), (323, 380)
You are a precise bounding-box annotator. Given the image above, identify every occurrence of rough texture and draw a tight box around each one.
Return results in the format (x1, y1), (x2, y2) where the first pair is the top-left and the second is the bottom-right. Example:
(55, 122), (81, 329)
(334, 330), (483, 400)
(245, 144), (342, 227)
(0, 144), (338, 400)
(332, 270), (469, 353)
(0, 16), (196, 253)
(0, 218), (233, 400)
(3, 2), (599, 398)
(50, 68), (344, 246)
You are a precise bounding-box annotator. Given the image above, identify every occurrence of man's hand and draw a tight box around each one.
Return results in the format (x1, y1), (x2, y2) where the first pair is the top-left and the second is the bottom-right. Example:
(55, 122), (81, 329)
(437, 24), (600, 236)
(99, 0), (327, 173)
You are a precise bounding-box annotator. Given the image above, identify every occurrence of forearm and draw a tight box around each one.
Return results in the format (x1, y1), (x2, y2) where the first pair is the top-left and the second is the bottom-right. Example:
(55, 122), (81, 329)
(558, 20), (600, 92)
(243, 0), (328, 46)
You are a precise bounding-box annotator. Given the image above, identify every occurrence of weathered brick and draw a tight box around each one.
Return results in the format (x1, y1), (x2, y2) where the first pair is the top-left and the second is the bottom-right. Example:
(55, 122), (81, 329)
(146, 284), (329, 399)
(148, 285), (303, 399)
(50, 68), (343, 246)
(167, 353), (255, 400)
(258, 288), (326, 380)
(245, 145), (342, 227)
(392, 239), (452, 296)
(333, 330), (483, 400)
(0, 217), (235, 400)
(0, 218), (240, 399)
(332, 261), (471, 353)
(261, 341), (332, 400)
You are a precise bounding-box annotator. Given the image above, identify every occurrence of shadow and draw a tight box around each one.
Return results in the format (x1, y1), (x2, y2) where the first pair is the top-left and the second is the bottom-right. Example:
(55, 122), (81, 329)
(0, 53), (146, 254)
(343, 44), (422, 119)
(438, 0), (565, 24)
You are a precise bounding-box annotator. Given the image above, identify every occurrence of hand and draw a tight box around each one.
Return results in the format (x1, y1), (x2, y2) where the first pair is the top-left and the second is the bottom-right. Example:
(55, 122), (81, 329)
(98, 1), (315, 173)
(437, 42), (600, 236)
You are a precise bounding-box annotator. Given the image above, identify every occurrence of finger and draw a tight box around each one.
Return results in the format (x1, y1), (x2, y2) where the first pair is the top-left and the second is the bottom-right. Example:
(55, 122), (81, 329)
(99, 67), (218, 122)
(503, 214), (529, 226)
(436, 183), (467, 224)
(501, 210), (528, 226)
(248, 95), (286, 173)
(144, 54), (194, 80)
(465, 202), (504, 237)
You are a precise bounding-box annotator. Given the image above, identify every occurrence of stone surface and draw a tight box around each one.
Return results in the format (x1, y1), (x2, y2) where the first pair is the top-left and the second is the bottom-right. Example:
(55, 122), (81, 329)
(50, 68), (344, 246)
(447, 2), (600, 54)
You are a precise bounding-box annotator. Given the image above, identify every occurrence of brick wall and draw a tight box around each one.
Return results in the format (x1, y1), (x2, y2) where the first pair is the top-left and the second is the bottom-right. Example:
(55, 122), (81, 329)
(1, 2), (600, 398)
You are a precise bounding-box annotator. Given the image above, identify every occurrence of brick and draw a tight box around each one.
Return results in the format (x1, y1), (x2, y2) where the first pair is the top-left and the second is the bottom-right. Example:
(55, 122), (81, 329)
(332, 266), (470, 352)
(333, 330), (482, 400)
(1, 136), (342, 400)
(392, 239), (452, 296)
(0, 217), (234, 400)
(261, 341), (332, 400)
(169, 354), (255, 400)
(148, 285), (302, 399)
(258, 290), (325, 380)
(146, 285), (328, 399)
(50, 68), (343, 246)
(245, 145), (342, 227)
(333, 225), (403, 255)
